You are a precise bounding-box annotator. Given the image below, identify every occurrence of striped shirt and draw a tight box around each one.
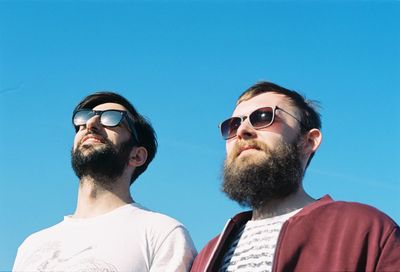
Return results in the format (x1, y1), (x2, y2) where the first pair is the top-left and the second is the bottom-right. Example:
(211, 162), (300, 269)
(220, 209), (301, 272)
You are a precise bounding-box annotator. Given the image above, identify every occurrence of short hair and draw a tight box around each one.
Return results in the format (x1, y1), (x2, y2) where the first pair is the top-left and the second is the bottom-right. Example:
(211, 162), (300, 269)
(237, 81), (321, 166)
(73, 91), (157, 184)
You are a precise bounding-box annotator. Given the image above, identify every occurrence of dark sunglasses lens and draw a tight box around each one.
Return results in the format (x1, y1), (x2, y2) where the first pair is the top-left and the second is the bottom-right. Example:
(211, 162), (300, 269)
(101, 111), (123, 127)
(250, 107), (274, 128)
(221, 117), (242, 139)
(73, 110), (93, 126)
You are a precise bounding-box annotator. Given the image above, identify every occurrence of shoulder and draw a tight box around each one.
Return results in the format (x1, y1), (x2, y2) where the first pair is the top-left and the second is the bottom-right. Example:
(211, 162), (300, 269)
(191, 235), (220, 271)
(297, 196), (399, 232)
(192, 211), (252, 271)
(123, 203), (192, 241)
(16, 220), (64, 253)
(317, 198), (395, 223)
(197, 210), (252, 251)
(127, 203), (185, 228)
(124, 204), (196, 256)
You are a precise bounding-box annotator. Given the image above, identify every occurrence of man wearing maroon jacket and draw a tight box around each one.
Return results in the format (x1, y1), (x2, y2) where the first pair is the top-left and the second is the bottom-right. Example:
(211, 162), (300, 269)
(191, 81), (400, 272)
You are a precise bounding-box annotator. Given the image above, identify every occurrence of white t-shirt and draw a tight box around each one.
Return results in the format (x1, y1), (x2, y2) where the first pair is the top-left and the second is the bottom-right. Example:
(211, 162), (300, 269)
(220, 209), (301, 272)
(13, 203), (197, 272)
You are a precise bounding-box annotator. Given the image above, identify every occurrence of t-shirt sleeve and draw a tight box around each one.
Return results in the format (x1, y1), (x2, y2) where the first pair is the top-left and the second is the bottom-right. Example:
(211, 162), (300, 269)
(12, 245), (23, 272)
(12, 236), (33, 272)
(150, 226), (197, 272)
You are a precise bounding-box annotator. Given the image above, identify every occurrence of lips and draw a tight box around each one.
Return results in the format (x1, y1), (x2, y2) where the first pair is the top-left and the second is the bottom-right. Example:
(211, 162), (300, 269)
(81, 135), (105, 145)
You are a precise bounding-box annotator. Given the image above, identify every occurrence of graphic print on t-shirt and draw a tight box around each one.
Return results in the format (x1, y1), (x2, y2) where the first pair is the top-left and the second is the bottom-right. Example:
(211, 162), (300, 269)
(20, 241), (118, 272)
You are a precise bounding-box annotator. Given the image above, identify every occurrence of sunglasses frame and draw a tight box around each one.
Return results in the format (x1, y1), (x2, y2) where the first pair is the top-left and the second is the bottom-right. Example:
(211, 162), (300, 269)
(219, 106), (303, 140)
(72, 109), (139, 143)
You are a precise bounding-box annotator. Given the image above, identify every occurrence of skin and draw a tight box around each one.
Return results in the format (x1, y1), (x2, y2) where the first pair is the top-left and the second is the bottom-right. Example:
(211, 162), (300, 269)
(72, 102), (148, 218)
(226, 92), (322, 220)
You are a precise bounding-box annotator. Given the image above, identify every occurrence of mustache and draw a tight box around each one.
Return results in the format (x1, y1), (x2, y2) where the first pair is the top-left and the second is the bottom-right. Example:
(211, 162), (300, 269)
(228, 139), (270, 160)
(79, 131), (107, 147)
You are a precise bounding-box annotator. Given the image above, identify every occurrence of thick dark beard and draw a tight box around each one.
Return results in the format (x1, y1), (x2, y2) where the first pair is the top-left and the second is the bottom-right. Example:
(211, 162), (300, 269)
(222, 139), (304, 209)
(71, 137), (134, 185)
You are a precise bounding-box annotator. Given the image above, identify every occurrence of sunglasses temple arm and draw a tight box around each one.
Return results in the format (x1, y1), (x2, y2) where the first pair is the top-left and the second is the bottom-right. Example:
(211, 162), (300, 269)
(126, 118), (139, 144)
(276, 107), (304, 127)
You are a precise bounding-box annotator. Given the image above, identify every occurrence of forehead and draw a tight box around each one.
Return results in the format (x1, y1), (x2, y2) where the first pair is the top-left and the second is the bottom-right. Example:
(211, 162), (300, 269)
(92, 102), (128, 112)
(232, 92), (293, 116)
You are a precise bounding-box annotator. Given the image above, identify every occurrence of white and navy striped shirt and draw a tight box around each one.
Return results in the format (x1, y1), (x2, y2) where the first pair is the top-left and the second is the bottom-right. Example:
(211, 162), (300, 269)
(220, 209), (301, 272)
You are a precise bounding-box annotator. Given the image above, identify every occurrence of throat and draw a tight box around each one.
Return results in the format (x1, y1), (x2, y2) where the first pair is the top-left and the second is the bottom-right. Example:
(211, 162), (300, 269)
(73, 177), (133, 218)
(252, 191), (315, 220)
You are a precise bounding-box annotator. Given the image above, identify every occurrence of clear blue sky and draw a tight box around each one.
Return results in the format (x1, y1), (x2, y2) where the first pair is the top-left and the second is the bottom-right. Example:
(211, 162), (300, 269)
(1, 1), (399, 270)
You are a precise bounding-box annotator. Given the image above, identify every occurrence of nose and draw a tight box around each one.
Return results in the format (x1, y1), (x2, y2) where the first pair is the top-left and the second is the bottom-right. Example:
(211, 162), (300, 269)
(85, 115), (102, 132)
(236, 118), (257, 140)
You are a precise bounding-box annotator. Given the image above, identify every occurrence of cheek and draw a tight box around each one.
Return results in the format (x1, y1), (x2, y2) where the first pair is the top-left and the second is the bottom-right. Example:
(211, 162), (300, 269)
(73, 133), (83, 150)
(225, 140), (238, 163)
(225, 140), (235, 154)
(108, 132), (124, 146)
(280, 127), (299, 145)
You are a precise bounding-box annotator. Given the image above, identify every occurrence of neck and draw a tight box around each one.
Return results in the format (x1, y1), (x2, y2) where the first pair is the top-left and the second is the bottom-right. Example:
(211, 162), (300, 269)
(252, 188), (314, 220)
(73, 176), (133, 218)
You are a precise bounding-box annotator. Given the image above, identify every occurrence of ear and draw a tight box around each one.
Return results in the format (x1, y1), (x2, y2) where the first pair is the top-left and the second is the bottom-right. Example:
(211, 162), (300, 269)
(128, 147), (148, 168)
(303, 128), (322, 155)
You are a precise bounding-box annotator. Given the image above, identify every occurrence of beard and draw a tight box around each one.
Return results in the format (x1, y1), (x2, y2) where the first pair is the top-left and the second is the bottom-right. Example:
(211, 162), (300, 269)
(222, 138), (304, 209)
(71, 134), (134, 184)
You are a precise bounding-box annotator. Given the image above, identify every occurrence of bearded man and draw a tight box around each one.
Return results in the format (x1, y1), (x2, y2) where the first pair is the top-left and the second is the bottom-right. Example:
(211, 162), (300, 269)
(191, 81), (400, 272)
(13, 92), (196, 272)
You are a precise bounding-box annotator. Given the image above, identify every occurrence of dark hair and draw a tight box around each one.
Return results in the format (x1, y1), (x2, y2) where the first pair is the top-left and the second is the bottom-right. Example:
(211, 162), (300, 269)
(237, 81), (321, 166)
(73, 92), (157, 184)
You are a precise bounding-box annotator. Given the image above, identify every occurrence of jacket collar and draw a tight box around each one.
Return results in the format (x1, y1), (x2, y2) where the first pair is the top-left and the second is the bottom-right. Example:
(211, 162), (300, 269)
(229, 195), (333, 223)
(205, 195), (333, 271)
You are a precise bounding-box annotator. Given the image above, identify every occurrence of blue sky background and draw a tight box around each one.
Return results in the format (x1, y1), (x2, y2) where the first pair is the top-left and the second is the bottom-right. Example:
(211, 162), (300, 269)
(0, 1), (399, 270)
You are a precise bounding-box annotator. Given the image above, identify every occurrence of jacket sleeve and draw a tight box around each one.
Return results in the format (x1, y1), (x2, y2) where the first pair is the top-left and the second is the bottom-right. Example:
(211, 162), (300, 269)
(376, 225), (400, 271)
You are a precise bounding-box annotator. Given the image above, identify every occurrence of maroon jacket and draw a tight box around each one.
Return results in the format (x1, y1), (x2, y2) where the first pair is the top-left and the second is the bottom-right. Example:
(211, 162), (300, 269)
(191, 195), (400, 272)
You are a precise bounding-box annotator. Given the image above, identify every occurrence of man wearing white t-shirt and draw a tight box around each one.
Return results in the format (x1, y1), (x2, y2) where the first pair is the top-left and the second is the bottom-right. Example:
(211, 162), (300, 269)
(13, 92), (196, 272)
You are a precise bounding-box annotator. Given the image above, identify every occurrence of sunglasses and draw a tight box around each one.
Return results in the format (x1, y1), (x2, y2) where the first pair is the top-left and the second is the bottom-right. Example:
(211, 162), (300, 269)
(219, 106), (302, 140)
(72, 109), (138, 143)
